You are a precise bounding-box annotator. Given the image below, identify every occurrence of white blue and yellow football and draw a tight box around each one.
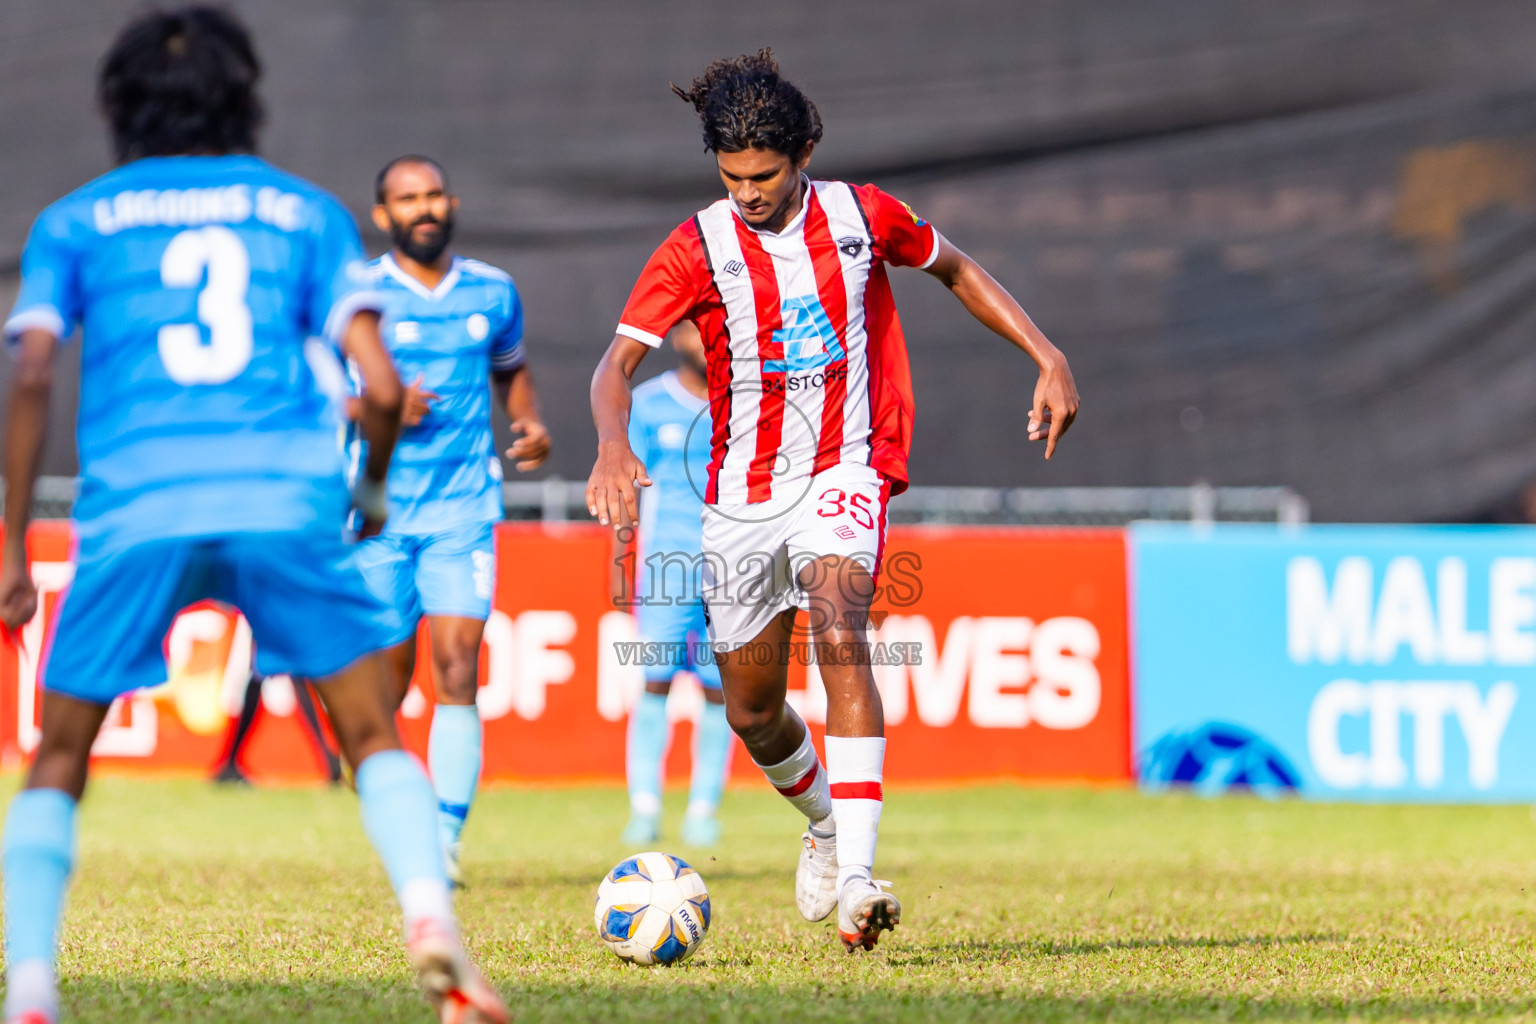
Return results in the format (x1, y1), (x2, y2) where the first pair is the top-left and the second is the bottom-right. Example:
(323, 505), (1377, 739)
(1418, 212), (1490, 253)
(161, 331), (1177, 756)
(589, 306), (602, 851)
(593, 851), (711, 965)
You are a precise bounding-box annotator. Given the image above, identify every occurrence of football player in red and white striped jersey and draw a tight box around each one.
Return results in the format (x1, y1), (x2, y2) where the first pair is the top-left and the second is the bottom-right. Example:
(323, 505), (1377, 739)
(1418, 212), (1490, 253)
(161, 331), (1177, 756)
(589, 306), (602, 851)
(587, 49), (1079, 952)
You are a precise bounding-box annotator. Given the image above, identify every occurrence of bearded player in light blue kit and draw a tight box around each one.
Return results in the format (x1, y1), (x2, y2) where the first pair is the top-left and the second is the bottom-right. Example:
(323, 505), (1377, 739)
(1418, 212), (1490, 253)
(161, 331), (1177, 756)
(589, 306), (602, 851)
(0, 10), (506, 1023)
(621, 322), (734, 846)
(352, 156), (550, 885)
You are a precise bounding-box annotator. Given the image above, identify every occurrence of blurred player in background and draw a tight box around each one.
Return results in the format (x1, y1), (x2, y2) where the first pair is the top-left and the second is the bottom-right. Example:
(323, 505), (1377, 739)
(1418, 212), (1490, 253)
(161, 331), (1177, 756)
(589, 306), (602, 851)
(588, 50), (1079, 952)
(0, 10), (505, 1022)
(619, 322), (734, 847)
(352, 156), (549, 886)
(211, 649), (344, 786)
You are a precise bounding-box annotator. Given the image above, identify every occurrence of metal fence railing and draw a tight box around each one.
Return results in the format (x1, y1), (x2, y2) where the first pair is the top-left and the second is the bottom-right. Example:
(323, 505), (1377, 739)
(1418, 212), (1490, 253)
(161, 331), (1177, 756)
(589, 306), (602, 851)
(5, 477), (1309, 527)
(887, 483), (1310, 526)
(17, 477), (77, 521)
(502, 479), (1309, 526)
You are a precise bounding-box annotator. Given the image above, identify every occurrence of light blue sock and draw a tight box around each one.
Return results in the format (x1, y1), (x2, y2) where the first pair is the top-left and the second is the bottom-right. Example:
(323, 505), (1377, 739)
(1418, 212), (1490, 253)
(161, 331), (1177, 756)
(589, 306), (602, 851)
(627, 691), (671, 816)
(427, 704), (482, 849)
(687, 700), (732, 817)
(3, 788), (76, 1018)
(355, 751), (448, 905)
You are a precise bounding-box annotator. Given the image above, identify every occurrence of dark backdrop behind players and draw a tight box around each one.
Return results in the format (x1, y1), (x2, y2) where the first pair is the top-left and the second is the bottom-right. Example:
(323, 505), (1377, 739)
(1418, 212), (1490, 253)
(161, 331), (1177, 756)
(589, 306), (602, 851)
(3, 0), (1535, 522)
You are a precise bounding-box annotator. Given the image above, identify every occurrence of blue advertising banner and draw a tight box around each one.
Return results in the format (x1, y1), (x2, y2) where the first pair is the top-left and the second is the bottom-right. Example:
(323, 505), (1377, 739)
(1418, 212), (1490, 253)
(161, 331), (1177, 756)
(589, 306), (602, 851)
(1131, 524), (1536, 802)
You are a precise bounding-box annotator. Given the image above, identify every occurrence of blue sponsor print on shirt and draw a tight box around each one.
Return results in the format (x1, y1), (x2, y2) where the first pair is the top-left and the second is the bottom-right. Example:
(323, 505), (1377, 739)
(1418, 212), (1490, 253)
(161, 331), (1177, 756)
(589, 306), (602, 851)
(766, 294), (845, 374)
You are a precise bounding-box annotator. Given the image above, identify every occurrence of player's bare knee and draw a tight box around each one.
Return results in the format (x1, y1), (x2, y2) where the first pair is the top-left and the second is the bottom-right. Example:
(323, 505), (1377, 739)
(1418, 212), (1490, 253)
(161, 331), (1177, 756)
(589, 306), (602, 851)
(27, 724), (97, 797)
(433, 648), (480, 704)
(724, 701), (780, 745)
(25, 695), (111, 798)
(25, 748), (91, 801)
(331, 710), (400, 769)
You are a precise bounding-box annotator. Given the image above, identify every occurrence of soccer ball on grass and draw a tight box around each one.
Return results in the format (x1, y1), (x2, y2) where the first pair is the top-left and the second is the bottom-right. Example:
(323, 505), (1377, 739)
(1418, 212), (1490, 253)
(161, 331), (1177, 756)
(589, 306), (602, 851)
(593, 851), (710, 965)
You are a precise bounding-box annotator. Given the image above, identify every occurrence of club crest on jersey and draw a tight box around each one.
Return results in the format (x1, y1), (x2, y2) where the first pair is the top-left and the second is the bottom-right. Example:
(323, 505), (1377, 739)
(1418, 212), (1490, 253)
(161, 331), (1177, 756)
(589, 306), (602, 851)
(837, 236), (865, 258)
(767, 295), (846, 374)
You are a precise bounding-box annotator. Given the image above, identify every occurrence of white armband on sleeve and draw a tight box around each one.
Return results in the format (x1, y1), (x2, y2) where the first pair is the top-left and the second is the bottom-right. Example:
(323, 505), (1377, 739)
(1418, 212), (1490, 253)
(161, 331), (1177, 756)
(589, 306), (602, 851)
(351, 474), (388, 522)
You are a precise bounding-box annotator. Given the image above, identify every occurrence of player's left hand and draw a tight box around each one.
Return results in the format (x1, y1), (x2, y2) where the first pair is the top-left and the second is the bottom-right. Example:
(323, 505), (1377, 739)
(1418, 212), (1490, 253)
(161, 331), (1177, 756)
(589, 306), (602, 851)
(0, 554), (38, 632)
(507, 418), (551, 471)
(1029, 355), (1080, 459)
(401, 374), (439, 428)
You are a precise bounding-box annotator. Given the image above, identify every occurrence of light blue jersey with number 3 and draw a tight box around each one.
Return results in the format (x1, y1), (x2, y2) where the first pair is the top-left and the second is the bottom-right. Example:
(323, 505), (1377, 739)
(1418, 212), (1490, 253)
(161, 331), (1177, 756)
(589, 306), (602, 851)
(3, 155), (381, 556)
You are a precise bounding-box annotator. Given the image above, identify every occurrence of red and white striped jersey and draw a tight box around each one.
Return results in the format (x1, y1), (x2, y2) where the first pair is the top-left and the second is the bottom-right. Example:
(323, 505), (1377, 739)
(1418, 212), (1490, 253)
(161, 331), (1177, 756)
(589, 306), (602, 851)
(616, 179), (938, 504)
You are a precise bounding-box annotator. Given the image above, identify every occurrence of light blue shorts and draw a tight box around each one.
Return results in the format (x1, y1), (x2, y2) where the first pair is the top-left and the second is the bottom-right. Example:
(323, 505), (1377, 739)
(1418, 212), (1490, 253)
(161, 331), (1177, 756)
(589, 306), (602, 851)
(354, 521), (496, 626)
(42, 530), (405, 705)
(635, 597), (722, 689)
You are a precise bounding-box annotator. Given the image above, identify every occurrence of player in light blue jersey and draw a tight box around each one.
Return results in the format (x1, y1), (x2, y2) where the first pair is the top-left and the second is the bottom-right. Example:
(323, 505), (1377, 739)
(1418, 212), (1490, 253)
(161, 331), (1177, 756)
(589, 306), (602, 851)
(620, 322), (733, 846)
(0, 11), (506, 1023)
(352, 156), (549, 884)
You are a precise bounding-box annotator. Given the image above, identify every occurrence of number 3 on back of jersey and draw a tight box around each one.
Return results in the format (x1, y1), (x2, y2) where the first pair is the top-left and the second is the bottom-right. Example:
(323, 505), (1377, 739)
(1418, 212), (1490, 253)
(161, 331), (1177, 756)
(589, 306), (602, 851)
(158, 225), (254, 385)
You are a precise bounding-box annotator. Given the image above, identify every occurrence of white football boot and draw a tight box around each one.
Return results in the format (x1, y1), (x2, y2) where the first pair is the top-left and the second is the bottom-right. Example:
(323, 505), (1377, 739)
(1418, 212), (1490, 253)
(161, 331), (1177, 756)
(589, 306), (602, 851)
(836, 876), (901, 952)
(4, 961), (57, 1024)
(5, 1011), (53, 1024)
(444, 841), (463, 891)
(795, 823), (839, 921)
(406, 917), (508, 1024)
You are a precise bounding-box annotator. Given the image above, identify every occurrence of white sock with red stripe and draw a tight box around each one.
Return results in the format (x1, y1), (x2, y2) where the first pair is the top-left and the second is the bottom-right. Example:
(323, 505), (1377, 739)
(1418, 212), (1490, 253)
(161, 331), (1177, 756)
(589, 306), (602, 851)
(824, 735), (885, 891)
(754, 730), (833, 828)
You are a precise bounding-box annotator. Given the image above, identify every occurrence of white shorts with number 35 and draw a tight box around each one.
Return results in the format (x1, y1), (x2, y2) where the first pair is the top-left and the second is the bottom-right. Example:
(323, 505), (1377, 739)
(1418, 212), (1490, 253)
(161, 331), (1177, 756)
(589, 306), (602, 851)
(700, 462), (892, 650)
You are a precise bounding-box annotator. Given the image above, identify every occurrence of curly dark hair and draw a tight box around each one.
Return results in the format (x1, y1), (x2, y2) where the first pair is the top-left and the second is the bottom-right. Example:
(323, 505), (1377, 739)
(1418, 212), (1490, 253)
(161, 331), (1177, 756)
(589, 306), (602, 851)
(671, 49), (823, 157)
(98, 6), (263, 163)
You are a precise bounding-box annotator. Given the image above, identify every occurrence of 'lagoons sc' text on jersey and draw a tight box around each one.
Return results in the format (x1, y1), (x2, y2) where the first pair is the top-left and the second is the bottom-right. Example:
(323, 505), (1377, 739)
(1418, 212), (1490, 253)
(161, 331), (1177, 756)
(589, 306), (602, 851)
(3, 155), (381, 554)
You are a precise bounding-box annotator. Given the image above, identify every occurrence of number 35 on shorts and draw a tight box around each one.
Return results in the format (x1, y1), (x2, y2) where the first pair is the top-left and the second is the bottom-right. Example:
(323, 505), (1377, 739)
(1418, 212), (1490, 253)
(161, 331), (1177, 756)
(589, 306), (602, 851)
(815, 486), (876, 530)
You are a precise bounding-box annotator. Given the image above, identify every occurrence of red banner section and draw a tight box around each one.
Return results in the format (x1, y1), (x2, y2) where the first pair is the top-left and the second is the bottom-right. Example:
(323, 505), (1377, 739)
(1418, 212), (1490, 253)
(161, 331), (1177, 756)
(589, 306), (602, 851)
(0, 523), (1130, 783)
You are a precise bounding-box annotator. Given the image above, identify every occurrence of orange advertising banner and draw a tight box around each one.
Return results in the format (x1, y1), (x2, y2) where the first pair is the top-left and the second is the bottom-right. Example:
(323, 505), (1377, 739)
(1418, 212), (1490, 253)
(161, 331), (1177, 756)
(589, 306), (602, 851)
(0, 522), (1130, 783)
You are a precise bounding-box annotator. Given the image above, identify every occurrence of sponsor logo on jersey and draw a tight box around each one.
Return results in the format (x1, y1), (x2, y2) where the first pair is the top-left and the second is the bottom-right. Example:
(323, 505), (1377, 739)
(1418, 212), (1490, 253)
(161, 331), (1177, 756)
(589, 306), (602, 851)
(761, 363), (848, 396)
(766, 295), (845, 373)
(898, 200), (928, 227)
(723, 259), (745, 276)
(472, 549), (495, 600)
(395, 321), (421, 343)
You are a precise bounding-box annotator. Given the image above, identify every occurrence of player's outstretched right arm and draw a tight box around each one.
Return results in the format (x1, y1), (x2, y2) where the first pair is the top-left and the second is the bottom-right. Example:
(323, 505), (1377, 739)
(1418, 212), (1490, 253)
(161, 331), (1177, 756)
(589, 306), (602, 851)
(342, 310), (403, 537)
(587, 335), (654, 529)
(0, 329), (55, 629)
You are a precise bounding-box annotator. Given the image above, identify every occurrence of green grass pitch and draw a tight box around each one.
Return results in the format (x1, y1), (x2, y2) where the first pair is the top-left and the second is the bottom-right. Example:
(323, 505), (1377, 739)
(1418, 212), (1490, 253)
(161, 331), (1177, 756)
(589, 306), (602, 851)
(13, 775), (1536, 1022)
